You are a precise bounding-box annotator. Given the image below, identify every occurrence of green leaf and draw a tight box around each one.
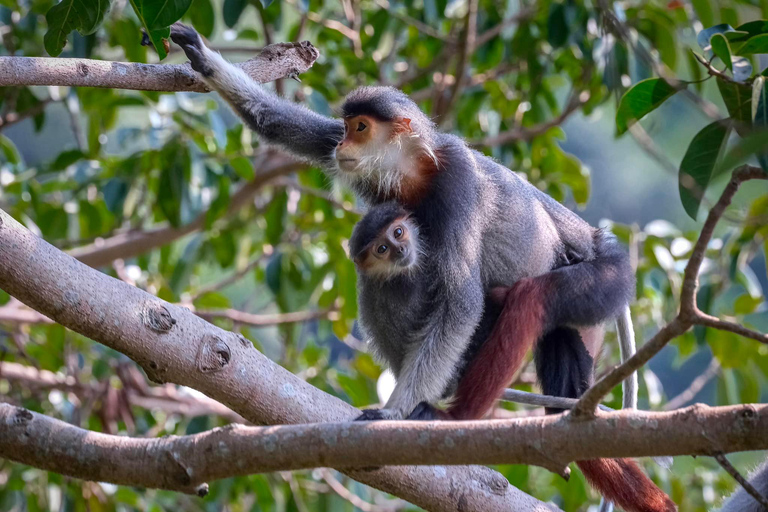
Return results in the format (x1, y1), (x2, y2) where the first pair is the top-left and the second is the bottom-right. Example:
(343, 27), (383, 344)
(715, 129), (768, 175)
(44, 0), (111, 56)
(615, 78), (680, 135)
(754, 78), (768, 171)
(692, 0), (716, 29)
(230, 156), (255, 181)
(0, 134), (21, 164)
(734, 294), (763, 314)
(157, 142), (191, 227)
(697, 23), (734, 50)
(735, 20), (768, 39)
(50, 149), (85, 170)
(264, 189), (288, 245)
(129, 0), (193, 59)
(716, 78), (752, 135)
(186, 0), (214, 38)
(223, 0), (248, 28)
(710, 33), (732, 69)
(732, 33), (768, 55)
(679, 121), (731, 220)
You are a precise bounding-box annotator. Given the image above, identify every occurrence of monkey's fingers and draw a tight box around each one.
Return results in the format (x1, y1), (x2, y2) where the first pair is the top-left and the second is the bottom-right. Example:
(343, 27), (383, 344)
(354, 409), (387, 421)
(169, 23), (215, 77)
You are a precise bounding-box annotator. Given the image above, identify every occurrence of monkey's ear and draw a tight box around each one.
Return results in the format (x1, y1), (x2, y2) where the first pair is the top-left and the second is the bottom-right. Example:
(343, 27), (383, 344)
(393, 117), (412, 134)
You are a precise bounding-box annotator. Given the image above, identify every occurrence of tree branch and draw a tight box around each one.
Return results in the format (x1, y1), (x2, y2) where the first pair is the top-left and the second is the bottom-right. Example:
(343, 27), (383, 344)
(0, 41), (318, 92)
(68, 153), (303, 268)
(196, 307), (338, 327)
(663, 358), (721, 411)
(472, 91), (587, 147)
(0, 361), (245, 422)
(572, 165), (767, 418)
(0, 208), (558, 512)
(2, 402), (766, 495)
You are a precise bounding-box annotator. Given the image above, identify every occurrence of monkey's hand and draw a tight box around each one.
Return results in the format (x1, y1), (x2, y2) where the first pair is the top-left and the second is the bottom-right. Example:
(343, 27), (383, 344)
(169, 23), (215, 77)
(354, 408), (403, 421)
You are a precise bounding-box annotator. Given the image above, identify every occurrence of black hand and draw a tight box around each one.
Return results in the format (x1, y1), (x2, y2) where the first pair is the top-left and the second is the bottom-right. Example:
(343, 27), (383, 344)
(406, 401), (442, 421)
(354, 409), (387, 421)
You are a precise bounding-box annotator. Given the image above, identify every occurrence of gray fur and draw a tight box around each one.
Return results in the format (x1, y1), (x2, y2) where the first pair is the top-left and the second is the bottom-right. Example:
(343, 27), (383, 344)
(719, 458), (768, 512)
(172, 26), (634, 419)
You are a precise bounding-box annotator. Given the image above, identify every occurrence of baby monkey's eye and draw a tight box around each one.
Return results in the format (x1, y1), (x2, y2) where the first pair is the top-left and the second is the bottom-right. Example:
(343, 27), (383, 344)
(377, 244), (388, 254)
(393, 227), (403, 238)
(357, 122), (367, 132)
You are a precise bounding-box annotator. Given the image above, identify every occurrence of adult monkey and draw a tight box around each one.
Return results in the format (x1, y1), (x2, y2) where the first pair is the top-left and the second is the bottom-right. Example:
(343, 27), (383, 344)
(170, 23), (674, 512)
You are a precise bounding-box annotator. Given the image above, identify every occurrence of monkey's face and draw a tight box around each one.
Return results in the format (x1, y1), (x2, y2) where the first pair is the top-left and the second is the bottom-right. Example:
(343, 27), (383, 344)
(355, 217), (419, 279)
(335, 115), (413, 178)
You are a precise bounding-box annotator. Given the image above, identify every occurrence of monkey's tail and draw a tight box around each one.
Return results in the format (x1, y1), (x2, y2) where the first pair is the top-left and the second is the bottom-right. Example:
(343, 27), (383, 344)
(616, 305), (638, 410)
(578, 459), (677, 512)
(447, 280), (547, 420)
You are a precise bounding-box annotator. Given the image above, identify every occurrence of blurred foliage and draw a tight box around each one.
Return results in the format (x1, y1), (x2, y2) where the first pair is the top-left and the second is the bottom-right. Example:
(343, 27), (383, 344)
(0, 0), (766, 510)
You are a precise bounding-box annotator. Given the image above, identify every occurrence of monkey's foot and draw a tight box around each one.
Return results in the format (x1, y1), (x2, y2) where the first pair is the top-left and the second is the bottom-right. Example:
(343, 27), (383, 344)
(406, 402), (449, 420)
(169, 23), (215, 77)
(354, 408), (403, 421)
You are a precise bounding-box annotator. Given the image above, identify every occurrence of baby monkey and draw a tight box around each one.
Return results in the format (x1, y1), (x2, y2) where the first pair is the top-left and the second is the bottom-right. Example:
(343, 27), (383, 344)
(349, 202), (428, 409)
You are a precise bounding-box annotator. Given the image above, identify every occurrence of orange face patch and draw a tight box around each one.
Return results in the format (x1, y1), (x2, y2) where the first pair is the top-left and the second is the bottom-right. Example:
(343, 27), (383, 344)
(341, 115), (376, 146)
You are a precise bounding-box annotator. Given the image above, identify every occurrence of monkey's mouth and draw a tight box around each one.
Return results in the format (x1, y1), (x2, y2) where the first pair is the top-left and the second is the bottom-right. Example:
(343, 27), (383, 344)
(336, 158), (359, 173)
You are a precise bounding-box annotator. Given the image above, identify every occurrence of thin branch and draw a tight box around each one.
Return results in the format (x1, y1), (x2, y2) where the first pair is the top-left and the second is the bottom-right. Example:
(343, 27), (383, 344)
(2, 402), (767, 495)
(501, 389), (613, 412)
(68, 154), (303, 268)
(0, 361), (245, 422)
(373, 0), (450, 42)
(0, 305), (51, 324)
(0, 207), (557, 512)
(0, 41), (319, 92)
(196, 307), (337, 327)
(320, 469), (405, 512)
(438, 0), (478, 123)
(191, 250), (271, 300)
(472, 90), (587, 146)
(272, 177), (363, 215)
(474, 7), (537, 47)
(572, 165), (767, 418)
(694, 313), (768, 345)
(715, 454), (768, 510)
(0, 97), (55, 131)
(663, 358), (721, 411)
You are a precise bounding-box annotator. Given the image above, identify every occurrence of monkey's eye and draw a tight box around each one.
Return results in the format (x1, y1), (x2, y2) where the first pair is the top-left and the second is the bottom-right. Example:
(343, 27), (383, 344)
(357, 122), (367, 132)
(376, 244), (388, 254)
(393, 227), (403, 238)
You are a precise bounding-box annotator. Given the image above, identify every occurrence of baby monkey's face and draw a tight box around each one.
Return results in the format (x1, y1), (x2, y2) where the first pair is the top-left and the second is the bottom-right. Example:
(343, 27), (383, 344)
(359, 217), (419, 279)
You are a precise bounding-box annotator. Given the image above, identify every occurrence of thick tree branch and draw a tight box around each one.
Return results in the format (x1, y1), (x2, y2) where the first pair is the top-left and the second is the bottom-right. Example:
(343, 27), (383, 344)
(0, 208), (557, 512)
(68, 154), (302, 268)
(2, 402), (766, 495)
(0, 41), (318, 92)
(572, 165), (767, 418)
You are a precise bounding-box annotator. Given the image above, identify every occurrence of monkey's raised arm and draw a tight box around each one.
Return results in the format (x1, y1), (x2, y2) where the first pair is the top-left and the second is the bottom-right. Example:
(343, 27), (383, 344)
(171, 24), (344, 169)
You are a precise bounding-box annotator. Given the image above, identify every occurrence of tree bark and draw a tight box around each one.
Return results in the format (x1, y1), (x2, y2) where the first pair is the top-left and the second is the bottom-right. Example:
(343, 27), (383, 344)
(0, 41), (319, 92)
(1, 402), (766, 495)
(0, 208), (559, 512)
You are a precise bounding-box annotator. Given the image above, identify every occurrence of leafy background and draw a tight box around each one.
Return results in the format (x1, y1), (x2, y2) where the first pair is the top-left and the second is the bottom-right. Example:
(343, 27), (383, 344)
(0, 0), (768, 510)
